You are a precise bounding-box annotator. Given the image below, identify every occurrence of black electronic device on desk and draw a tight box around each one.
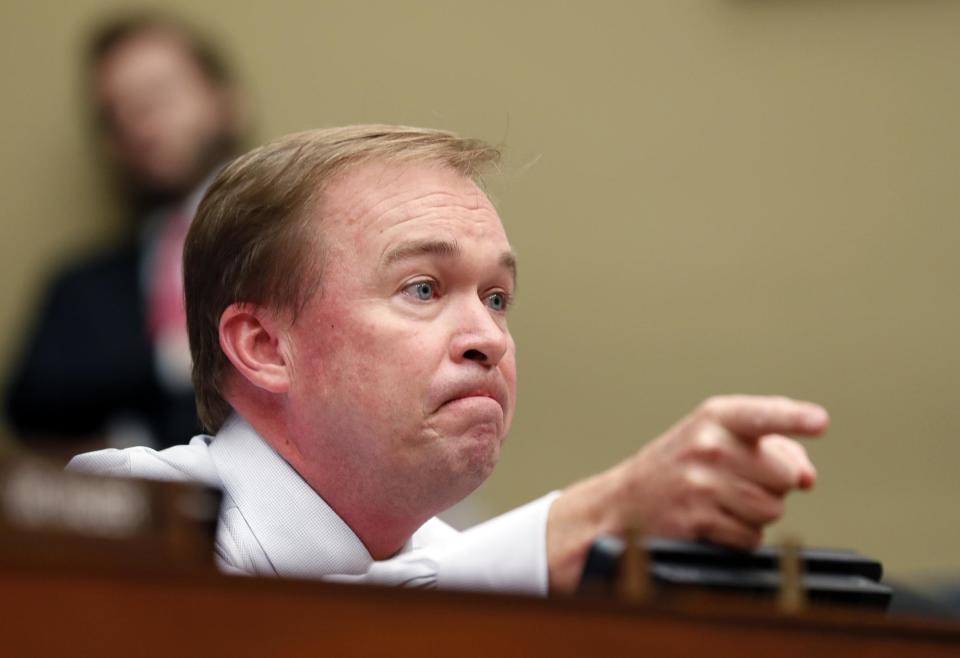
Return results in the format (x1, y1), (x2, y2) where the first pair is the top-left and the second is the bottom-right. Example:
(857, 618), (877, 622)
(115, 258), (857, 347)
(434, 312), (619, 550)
(578, 536), (893, 609)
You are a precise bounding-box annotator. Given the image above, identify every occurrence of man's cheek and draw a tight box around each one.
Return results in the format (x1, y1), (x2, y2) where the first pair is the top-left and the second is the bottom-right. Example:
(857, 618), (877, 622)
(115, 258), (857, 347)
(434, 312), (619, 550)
(346, 338), (423, 405)
(502, 350), (518, 398)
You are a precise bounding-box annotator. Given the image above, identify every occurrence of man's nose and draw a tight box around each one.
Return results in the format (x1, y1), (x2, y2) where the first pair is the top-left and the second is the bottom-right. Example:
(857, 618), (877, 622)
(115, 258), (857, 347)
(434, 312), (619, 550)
(449, 296), (510, 367)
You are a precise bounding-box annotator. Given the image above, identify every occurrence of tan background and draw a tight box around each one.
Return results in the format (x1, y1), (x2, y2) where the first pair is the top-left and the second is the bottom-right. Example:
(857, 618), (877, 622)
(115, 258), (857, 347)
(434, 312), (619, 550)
(1, 1), (957, 580)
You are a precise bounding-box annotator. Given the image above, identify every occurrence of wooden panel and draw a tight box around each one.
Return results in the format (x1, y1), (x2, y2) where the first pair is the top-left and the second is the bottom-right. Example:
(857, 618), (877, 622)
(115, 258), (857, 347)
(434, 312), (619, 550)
(3, 561), (958, 658)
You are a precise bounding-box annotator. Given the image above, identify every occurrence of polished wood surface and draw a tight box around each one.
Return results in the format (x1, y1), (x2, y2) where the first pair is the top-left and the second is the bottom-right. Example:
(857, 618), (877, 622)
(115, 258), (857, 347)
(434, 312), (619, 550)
(3, 559), (959, 658)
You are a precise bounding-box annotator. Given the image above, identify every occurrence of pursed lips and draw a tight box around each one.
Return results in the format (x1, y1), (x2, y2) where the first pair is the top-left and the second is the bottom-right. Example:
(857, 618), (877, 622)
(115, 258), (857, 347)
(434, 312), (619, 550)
(434, 381), (508, 414)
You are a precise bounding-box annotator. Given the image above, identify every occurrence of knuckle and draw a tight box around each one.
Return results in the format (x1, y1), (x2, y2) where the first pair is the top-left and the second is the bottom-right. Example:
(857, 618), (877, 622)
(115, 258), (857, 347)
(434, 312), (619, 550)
(697, 396), (724, 419)
(691, 427), (726, 464)
(682, 467), (714, 499)
(763, 433), (788, 447)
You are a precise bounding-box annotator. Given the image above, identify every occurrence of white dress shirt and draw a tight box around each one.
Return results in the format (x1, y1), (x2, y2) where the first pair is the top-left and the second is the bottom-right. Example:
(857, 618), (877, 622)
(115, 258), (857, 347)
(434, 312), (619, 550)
(68, 415), (558, 595)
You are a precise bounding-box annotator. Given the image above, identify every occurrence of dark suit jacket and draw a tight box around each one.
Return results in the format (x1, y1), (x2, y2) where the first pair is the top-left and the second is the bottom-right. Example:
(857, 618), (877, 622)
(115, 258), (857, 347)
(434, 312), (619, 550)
(5, 241), (201, 449)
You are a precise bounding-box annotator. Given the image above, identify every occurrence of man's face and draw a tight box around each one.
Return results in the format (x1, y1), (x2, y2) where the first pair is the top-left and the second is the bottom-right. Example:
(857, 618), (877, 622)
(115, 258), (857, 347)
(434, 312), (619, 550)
(94, 30), (233, 197)
(283, 162), (517, 517)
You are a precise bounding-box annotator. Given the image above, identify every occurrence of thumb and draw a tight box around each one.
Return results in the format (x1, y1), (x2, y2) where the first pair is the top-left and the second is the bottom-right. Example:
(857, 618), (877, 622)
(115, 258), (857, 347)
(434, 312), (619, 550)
(758, 434), (817, 490)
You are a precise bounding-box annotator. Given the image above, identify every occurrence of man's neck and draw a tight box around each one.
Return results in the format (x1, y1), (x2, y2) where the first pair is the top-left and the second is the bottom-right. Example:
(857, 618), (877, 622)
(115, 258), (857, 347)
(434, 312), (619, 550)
(232, 403), (433, 560)
(325, 496), (428, 560)
(288, 452), (434, 560)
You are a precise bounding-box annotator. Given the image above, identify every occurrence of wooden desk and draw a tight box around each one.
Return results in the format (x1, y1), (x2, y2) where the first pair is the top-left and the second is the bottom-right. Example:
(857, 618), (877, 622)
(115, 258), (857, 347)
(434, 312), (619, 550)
(3, 560), (959, 658)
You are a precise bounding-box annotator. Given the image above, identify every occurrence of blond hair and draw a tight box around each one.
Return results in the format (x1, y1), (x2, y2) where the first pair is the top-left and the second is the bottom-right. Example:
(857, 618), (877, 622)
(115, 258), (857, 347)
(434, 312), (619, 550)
(184, 125), (501, 432)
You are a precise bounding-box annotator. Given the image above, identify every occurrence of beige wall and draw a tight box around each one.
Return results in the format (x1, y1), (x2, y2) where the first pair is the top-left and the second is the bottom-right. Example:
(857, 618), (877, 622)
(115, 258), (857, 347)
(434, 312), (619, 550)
(2, 1), (958, 579)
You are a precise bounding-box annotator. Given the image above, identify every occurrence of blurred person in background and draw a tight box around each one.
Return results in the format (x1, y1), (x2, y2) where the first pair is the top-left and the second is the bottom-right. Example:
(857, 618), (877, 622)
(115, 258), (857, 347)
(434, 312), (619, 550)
(4, 14), (247, 452)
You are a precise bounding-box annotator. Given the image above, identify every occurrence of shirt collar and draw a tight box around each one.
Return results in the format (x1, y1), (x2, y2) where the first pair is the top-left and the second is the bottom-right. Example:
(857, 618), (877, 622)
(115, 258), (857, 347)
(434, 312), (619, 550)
(207, 415), (375, 579)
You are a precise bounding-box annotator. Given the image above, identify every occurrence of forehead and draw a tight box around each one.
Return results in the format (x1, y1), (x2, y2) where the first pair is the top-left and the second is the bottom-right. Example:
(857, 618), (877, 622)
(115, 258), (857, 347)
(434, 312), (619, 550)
(95, 31), (201, 92)
(317, 160), (509, 253)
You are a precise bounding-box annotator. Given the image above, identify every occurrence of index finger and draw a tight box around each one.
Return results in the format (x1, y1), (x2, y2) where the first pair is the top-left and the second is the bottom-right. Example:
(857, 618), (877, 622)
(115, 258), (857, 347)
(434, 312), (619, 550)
(698, 395), (829, 440)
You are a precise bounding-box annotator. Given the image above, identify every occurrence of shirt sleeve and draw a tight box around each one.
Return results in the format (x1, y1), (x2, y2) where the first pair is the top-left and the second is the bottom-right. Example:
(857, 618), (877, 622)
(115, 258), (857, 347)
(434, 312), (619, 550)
(323, 492), (561, 596)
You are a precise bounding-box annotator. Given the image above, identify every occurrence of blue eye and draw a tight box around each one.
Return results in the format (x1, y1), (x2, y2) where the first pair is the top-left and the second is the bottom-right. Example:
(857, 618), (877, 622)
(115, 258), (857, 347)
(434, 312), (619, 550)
(405, 281), (436, 301)
(486, 291), (510, 312)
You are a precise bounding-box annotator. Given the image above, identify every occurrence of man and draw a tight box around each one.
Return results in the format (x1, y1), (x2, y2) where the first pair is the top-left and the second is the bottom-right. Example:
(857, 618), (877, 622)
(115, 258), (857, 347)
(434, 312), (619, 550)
(70, 125), (828, 593)
(5, 15), (243, 450)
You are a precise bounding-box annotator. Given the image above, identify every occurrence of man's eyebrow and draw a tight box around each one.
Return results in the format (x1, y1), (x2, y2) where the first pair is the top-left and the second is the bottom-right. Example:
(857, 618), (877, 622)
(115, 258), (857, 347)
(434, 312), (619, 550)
(382, 239), (462, 267)
(500, 251), (518, 284)
(381, 239), (517, 284)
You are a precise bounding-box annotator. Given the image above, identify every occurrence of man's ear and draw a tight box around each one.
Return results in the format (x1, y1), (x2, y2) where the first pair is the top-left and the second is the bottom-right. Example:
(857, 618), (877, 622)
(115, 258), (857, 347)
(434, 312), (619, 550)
(218, 303), (291, 394)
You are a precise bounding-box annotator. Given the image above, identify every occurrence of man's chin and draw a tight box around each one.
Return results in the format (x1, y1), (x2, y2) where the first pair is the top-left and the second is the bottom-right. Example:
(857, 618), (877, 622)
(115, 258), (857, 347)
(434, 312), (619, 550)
(456, 426), (503, 486)
(419, 406), (507, 497)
